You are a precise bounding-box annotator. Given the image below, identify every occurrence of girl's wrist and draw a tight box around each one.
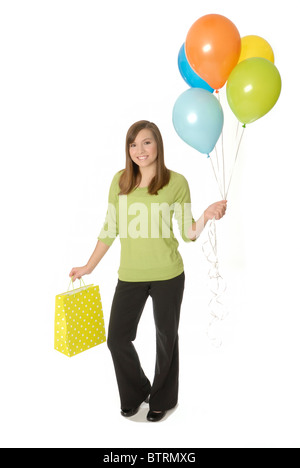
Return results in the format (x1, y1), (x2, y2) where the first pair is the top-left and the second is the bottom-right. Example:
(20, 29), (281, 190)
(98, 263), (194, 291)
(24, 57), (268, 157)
(204, 210), (210, 225)
(85, 264), (93, 274)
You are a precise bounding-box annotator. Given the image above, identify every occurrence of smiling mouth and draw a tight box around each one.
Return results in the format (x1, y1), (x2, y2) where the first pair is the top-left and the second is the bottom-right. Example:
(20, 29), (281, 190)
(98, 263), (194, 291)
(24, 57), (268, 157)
(137, 156), (148, 160)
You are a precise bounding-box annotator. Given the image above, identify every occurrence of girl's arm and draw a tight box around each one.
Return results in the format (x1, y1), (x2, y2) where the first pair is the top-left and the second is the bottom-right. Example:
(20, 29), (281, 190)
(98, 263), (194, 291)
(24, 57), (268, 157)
(69, 240), (111, 281)
(188, 200), (227, 241)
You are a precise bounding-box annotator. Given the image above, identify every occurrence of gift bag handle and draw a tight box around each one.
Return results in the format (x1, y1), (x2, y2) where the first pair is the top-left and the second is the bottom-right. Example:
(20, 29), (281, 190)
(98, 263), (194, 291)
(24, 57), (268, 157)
(68, 276), (86, 291)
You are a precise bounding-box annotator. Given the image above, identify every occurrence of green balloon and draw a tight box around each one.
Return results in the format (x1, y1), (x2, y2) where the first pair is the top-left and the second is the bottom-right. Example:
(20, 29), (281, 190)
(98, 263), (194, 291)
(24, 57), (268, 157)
(226, 57), (281, 124)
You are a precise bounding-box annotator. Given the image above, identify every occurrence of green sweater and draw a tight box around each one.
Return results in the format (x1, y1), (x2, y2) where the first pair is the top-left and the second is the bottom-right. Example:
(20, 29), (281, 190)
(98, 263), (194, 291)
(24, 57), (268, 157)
(98, 169), (197, 282)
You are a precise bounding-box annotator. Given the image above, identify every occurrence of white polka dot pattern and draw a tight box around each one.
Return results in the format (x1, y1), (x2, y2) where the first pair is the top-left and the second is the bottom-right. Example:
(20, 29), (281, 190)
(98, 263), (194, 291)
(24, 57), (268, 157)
(54, 284), (106, 357)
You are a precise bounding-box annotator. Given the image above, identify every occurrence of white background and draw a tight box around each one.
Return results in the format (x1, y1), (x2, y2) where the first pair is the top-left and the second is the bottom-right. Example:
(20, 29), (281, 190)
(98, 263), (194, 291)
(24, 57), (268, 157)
(1, 0), (299, 449)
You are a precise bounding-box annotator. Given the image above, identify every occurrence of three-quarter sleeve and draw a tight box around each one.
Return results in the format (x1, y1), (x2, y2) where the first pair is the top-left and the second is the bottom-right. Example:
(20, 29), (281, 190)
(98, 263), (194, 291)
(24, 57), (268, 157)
(98, 172), (120, 246)
(172, 175), (196, 243)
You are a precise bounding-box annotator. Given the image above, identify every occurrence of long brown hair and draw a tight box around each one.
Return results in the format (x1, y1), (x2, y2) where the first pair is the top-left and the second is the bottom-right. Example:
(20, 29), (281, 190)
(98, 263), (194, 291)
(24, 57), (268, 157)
(118, 120), (171, 196)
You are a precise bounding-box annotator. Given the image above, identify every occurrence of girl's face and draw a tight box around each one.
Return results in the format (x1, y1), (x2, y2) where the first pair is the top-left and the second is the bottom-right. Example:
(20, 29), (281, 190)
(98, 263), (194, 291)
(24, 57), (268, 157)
(129, 129), (158, 170)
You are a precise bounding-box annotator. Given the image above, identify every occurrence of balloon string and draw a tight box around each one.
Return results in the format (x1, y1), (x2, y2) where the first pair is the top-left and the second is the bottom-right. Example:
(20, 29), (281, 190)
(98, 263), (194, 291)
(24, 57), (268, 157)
(225, 126), (245, 199)
(202, 217), (228, 347)
(210, 154), (225, 199)
(221, 123), (226, 198)
(216, 91), (226, 200)
(214, 134), (220, 173)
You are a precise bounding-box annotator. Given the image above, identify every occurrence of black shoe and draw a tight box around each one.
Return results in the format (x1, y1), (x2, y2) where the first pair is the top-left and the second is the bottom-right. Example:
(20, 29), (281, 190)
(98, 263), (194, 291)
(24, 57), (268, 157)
(121, 395), (150, 418)
(121, 407), (140, 417)
(146, 410), (167, 422)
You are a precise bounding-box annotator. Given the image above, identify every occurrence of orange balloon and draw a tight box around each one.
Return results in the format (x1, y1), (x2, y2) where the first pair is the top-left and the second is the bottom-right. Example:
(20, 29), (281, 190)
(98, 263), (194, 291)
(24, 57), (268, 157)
(185, 14), (241, 90)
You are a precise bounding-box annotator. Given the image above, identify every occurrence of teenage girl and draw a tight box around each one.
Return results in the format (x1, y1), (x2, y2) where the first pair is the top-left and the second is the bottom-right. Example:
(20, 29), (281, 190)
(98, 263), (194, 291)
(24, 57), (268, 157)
(69, 120), (227, 422)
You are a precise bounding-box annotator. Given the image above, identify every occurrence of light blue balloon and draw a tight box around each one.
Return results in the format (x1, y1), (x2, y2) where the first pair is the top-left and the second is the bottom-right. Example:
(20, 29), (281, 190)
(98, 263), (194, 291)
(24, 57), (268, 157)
(172, 88), (224, 155)
(178, 43), (214, 92)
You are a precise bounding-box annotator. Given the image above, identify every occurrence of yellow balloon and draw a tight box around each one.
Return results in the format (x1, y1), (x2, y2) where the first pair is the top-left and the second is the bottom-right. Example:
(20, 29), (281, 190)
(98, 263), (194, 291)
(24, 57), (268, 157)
(238, 35), (275, 64)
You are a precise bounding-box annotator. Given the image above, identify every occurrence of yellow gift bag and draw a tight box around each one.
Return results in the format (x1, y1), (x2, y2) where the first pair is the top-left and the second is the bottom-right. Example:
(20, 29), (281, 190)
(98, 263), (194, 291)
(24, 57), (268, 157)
(55, 278), (106, 357)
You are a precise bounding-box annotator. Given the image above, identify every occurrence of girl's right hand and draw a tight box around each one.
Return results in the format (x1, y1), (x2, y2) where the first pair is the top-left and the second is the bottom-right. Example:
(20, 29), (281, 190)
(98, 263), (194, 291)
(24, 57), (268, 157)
(69, 265), (90, 282)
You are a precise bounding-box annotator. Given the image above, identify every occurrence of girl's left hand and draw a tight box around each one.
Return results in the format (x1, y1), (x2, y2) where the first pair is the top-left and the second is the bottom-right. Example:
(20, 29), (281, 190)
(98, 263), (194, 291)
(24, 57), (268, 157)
(205, 200), (227, 221)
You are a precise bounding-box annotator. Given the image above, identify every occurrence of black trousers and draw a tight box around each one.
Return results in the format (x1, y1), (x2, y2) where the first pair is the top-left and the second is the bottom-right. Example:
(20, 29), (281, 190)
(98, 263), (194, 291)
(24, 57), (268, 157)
(107, 271), (185, 412)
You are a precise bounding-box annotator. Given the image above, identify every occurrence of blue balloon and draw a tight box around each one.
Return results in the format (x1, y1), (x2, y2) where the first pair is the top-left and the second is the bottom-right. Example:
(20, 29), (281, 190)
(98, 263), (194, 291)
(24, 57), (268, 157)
(172, 88), (224, 155)
(178, 43), (214, 92)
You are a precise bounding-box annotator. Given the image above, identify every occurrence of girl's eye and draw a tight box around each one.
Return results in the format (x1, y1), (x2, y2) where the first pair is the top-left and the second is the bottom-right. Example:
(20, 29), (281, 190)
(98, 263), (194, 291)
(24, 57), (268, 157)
(130, 144), (136, 148)
(144, 141), (151, 145)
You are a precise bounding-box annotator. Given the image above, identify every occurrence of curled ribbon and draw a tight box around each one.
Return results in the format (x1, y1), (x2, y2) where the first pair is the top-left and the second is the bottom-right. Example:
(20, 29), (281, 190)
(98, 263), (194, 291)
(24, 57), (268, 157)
(202, 217), (228, 347)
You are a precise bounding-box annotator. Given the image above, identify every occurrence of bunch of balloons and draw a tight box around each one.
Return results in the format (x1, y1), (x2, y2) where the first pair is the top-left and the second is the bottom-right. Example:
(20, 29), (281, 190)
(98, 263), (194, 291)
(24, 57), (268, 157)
(173, 13), (282, 159)
(173, 14), (281, 346)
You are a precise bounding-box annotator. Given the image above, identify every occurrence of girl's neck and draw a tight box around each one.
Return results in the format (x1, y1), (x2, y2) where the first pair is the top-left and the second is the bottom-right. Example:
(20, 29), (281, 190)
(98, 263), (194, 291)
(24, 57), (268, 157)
(137, 165), (157, 187)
